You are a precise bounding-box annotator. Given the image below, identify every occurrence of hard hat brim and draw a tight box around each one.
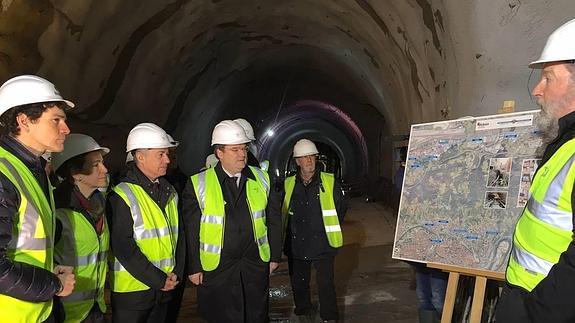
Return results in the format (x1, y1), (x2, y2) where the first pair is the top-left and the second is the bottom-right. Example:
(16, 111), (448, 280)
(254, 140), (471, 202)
(293, 152), (319, 158)
(62, 99), (75, 109)
(52, 146), (110, 173)
(529, 58), (575, 69)
(126, 142), (178, 153)
(211, 138), (252, 146)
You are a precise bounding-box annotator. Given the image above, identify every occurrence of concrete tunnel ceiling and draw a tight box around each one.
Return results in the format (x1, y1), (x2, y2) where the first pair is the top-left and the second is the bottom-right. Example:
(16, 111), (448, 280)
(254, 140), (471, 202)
(1, 0), (575, 179)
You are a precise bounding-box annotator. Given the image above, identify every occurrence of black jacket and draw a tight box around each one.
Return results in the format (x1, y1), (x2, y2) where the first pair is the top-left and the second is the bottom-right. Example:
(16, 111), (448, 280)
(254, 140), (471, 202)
(182, 163), (283, 276)
(0, 135), (61, 302)
(509, 110), (575, 322)
(106, 163), (185, 309)
(283, 171), (347, 260)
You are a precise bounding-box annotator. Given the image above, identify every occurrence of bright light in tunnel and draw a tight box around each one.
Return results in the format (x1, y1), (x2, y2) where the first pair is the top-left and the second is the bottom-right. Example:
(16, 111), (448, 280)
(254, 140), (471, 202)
(258, 99), (369, 179)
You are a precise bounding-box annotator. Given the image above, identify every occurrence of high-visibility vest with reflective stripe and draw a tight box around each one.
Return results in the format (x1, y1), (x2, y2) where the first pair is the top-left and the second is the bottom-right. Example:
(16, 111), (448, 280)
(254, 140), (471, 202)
(260, 160), (270, 172)
(0, 147), (55, 323)
(191, 166), (271, 271)
(111, 182), (178, 292)
(55, 209), (109, 322)
(506, 138), (575, 291)
(282, 172), (343, 248)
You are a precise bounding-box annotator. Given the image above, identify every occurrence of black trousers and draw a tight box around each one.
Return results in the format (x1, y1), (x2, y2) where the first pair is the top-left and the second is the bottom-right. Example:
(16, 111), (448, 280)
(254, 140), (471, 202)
(165, 280), (186, 323)
(112, 300), (169, 323)
(198, 263), (270, 323)
(288, 256), (338, 321)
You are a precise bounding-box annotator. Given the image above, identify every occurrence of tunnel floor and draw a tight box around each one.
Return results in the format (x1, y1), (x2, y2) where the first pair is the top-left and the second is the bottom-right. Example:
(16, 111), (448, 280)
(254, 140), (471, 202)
(175, 198), (418, 322)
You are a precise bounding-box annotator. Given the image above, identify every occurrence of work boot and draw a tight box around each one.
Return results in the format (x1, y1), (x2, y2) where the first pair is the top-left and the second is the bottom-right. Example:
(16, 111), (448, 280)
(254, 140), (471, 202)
(418, 309), (440, 323)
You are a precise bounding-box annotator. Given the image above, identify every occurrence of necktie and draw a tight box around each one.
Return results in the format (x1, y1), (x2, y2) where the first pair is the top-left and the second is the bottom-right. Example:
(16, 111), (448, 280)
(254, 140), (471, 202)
(226, 176), (239, 201)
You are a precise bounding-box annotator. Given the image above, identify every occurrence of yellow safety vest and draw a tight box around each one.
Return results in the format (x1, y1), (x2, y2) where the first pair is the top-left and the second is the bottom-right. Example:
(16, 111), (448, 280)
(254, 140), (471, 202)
(0, 147), (55, 323)
(506, 138), (575, 291)
(282, 172), (343, 248)
(191, 166), (271, 271)
(55, 208), (109, 322)
(111, 182), (178, 292)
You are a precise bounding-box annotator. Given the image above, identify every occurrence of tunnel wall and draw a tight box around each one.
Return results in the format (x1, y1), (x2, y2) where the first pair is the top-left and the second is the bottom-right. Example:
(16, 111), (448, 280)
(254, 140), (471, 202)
(1, 0), (575, 181)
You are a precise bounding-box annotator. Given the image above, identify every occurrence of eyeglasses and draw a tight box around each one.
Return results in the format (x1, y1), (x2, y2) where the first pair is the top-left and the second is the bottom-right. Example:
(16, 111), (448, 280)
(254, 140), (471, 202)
(226, 146), (249, 153)
(296, 155), (317, 161)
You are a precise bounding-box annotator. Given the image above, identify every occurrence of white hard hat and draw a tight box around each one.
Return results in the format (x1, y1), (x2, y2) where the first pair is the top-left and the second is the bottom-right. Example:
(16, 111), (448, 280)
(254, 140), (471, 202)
(233, 118), (256, 141)
(293, 139), (319, 158)
(211, 120), (251, 146)
(126, 123), (179, 152)
(51, 133), (110, 173)
(0, 75), (74, 117)
(530, 18), (575, 68)
(126, 152), (134, 163)
(205, 153), (219, 168)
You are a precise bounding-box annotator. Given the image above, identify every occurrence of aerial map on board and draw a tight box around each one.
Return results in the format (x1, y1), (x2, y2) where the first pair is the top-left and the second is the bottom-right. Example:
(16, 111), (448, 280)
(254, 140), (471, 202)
(392, 111), (543, 272)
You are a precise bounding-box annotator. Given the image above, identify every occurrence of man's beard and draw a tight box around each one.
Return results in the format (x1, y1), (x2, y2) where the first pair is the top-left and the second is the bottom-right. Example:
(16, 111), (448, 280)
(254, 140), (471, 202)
(536, 106), (559, 145)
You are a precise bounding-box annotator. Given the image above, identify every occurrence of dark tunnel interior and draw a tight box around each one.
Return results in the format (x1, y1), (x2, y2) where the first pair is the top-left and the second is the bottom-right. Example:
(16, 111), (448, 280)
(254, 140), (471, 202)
(4, 0), (557, 199)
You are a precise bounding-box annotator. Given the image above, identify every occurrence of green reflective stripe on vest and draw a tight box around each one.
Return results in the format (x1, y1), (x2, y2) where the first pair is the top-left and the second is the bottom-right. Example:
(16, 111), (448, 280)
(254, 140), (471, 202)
(506, 254), (547, 292)
(114, 257), (175, 271)
(191, 166), (271, 271)
(257, 235), (269, 246)
(0, 148), (55, 323)
(196, 171), (207, 210)
(115, 183), (179, 240)
(511, 242), (554, 275)
(191, 169), (224, 271)
(251, 166), (270, 195)
(1, 159), (51, 251)
(281, 176), (296, 239)
(324, 225), (342, 232)
(282, 172), (343, 248)
(200, 242), (221, 254)
(526, 186), (572, 231)
(506, 138), (575, 291)
(252, 210), (265, 219)
(201, 214), (224, 225)
(514, 210), (571, 263)
(243, 166), (271, 263)
(55, 208), (109, 322)
(318, 173), (343, 247)
(322, 209), (337, 216)
(260, 160), (270, 172)
(74, 251), (107, 266)
(111, 182), (178, 292)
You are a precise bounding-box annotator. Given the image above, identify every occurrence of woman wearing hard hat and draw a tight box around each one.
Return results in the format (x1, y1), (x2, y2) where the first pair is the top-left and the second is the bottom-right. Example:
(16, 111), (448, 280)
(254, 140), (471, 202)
(51, 134), (110, 323)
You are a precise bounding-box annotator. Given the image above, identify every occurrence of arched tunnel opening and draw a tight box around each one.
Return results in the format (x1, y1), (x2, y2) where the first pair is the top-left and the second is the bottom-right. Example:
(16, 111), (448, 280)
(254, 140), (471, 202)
(157, 46), (389, 197)
(259, 100), (369, 181)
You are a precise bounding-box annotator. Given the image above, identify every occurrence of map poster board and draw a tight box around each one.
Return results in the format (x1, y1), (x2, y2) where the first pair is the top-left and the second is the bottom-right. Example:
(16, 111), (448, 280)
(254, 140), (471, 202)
(392, 110), (543, 272)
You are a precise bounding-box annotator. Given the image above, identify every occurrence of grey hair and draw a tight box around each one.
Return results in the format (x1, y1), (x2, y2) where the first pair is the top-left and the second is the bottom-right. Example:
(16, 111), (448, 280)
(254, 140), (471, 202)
(567, 63), (575, 84)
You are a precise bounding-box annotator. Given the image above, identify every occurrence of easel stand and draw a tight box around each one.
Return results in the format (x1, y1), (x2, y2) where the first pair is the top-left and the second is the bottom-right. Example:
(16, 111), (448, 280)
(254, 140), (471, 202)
(427, 263), (505, 323)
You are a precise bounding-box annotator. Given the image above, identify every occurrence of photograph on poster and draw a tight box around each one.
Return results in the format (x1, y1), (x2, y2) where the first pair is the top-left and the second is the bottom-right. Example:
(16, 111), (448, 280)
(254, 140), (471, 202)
(517, 159), (541, 207)
(486, 157), (512, 188)
(484, 191), (508, 209)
